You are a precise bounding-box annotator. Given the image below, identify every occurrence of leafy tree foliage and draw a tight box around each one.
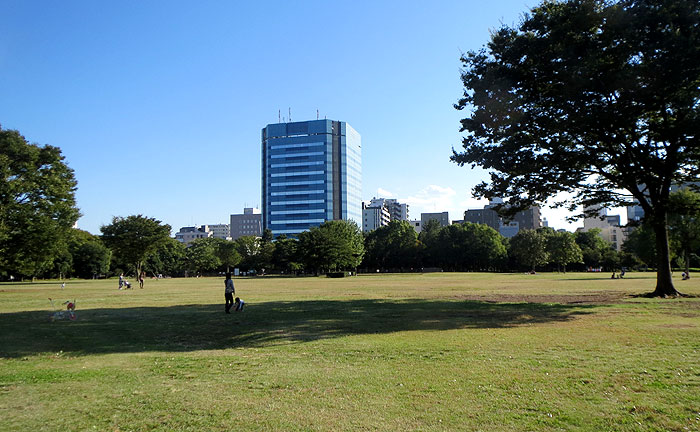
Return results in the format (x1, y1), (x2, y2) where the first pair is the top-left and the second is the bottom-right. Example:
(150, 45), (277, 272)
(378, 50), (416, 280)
(214, 238), (241, 273)
(298, 220), (364, 273)
(509, 230), (548, 272)
(363, 220), (420, 271)
(144, 237), (186, 277)
(433, 222), (507, 271)
(101, 215), (171, 280)
(452, 0), (700, 295)
(234, 236), (264, 272)
(0, 127), (80, 279)
(68, 229), (111, 278)
(546, 230), (583, 273)
(185, 237), (221, 274)
(623, 224), (658, 268)
(417, 219), (442, 266)
(575, 229), (615, 269)
(668, 188), (700, 274)
(271, 235), (301, 274)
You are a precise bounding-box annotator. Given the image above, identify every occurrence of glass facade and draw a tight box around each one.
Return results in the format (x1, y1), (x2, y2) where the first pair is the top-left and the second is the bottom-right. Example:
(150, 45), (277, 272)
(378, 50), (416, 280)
(262, 119), (362, 237)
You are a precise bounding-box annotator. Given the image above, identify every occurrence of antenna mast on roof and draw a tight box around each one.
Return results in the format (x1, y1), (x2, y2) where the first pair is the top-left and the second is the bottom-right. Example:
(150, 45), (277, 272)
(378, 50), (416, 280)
(317, 109), (319, 120)
(278, 110), (281, 123)
(289, 107), (291, 122)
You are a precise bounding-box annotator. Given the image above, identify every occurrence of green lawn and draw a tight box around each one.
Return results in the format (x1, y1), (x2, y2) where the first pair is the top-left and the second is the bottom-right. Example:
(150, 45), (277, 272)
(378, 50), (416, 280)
(1, 273), (698, 431)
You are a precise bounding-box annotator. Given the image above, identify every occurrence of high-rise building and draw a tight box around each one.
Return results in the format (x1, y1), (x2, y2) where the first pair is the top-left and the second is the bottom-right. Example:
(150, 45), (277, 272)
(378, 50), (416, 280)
(367, 197), (409, 221)
(230, 208), (262, 240)
(362, 202), (391, 232)
(262, 119), (361, 237)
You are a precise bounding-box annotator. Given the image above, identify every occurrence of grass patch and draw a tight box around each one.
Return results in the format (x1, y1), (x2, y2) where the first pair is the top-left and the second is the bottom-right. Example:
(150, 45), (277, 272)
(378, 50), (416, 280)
(1, 273), (698, 431)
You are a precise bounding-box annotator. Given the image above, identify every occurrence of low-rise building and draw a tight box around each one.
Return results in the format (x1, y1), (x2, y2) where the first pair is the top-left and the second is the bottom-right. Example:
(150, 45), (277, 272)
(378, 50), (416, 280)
(230, 208), (262, 240)
(421, 212), (450, 228)
(175, 225), (213, 245)
(208, 224), (231, 240)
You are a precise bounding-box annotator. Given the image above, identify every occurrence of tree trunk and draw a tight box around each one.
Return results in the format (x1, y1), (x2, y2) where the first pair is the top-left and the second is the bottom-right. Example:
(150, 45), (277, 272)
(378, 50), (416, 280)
(651, 214), (681, 297)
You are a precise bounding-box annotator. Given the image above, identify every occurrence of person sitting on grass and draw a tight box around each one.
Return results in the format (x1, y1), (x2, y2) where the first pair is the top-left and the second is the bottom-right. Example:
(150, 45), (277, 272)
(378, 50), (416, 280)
(234, 297), (245, 312)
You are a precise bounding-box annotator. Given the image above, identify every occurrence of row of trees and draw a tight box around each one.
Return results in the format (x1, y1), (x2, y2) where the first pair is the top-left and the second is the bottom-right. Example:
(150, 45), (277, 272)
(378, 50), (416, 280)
(42, 203), (698, 280)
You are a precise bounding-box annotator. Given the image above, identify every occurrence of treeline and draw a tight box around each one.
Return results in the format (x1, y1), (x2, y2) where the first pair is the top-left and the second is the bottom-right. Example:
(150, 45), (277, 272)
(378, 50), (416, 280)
(12, 214), (698, 281)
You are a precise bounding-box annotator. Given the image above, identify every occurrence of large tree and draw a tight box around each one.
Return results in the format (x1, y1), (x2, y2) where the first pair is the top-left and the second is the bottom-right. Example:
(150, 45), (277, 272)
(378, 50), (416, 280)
(509, 229), (549, 272)
(546, 230), (583, 273)
(452, 0), (700, 296)
(363, 220), (420, 271)
(0, 126), (80, 279)
(68, 229), (112, 279)
(100, 215), (171, 280)
(298, 220), (365, 274)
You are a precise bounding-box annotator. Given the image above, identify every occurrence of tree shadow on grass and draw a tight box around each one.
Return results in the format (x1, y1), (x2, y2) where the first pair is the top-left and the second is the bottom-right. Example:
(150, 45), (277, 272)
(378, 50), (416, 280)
(0, 299), (596, 358)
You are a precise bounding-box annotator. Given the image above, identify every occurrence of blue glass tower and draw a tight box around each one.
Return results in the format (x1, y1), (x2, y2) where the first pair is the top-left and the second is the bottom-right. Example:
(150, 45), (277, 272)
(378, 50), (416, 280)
(262, 119), (362, 237)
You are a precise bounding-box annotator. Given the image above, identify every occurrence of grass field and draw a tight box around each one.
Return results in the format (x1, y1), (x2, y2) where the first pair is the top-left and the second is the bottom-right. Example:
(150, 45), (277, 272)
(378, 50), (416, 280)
(1, 273), (698, 431)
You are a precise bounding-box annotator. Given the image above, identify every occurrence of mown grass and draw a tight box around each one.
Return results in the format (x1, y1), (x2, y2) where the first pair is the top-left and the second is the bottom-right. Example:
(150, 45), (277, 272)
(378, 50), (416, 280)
(0, 273), (698, 431)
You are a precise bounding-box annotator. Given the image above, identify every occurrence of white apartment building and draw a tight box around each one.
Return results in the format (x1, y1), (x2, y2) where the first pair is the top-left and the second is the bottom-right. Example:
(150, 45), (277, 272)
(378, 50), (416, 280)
(362, 204), (391, 233)
(175, 225), (213, 245)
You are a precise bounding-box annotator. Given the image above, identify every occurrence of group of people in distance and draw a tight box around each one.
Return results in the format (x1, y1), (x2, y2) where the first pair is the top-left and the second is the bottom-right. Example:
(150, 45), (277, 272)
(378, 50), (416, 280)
(224, 272), (244, 314)
(118, 272), (145, 290)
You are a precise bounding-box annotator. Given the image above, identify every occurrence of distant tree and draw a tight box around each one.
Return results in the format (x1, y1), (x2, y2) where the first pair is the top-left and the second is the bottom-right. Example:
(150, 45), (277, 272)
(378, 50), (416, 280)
(298, 220), (364, 274)
(68, 229), (112, 279)
(185, 237), (221, 275)
(452, 0), (700, 296)
(258, 229), (275, 273)
(235, 236), (263, 272)
(418, 219), (444, 267)
(101, 215), (171, 280)
(668, 188), (700, 275)
(509, 229), (548, 272)
(575, 229), (614, 269)
(144, 237), (186, 277)
(363, 220), (420, 271)
(433, 222), (507, 271)
(623, 224), (659, 268)
(0, 126), (80, 279)
(271, 235), (300, 274)
(214, 239), (241, 273)
(546, 231), (583, 273)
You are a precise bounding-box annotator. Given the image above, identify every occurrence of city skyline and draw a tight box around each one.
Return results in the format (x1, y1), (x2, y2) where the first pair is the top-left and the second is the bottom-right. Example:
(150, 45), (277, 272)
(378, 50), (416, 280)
(0, 1), (627, 235)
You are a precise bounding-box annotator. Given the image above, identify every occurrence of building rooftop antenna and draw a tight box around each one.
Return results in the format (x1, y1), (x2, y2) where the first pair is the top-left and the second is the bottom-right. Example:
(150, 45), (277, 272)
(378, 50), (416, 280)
(289, 107), (291, 122)
(317, 109), (319, 120)
(278, 109), (281, 123)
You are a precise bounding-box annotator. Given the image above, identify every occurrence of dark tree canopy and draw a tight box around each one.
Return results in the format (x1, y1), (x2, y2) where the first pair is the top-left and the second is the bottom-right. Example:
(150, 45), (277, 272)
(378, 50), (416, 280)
(298, 220), (364, 273)
(0, 126), (80, 279)
(101, 215), (171, 280)
(453, 0), (700, 296)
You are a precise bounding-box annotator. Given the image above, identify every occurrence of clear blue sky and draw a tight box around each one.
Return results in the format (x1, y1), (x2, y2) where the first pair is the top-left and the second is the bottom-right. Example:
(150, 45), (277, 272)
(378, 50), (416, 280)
(1, 0), (599, 235)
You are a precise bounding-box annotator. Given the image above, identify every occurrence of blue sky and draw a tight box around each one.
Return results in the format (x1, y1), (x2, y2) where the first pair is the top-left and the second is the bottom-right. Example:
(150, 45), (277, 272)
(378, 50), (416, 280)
(1, 0), (604, 235)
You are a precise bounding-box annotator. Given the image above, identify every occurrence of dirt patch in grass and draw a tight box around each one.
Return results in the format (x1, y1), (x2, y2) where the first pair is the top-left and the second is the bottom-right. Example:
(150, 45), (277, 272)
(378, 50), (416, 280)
(453, 291), (628, 305)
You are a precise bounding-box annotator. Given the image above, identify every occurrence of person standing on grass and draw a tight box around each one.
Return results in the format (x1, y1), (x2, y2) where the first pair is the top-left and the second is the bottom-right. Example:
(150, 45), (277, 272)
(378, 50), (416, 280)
(138, 271), (145, 289)
(224, 272), (235, 314)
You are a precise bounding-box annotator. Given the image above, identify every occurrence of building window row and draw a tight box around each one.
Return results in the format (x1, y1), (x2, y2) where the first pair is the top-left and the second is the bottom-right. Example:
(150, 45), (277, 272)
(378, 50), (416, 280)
(270, 151), (324, 159)
(271, 170), (324, 177)
(271, 161), (325, 168)
(270, 142), (324, 150)
(271, 180), (325, 187)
